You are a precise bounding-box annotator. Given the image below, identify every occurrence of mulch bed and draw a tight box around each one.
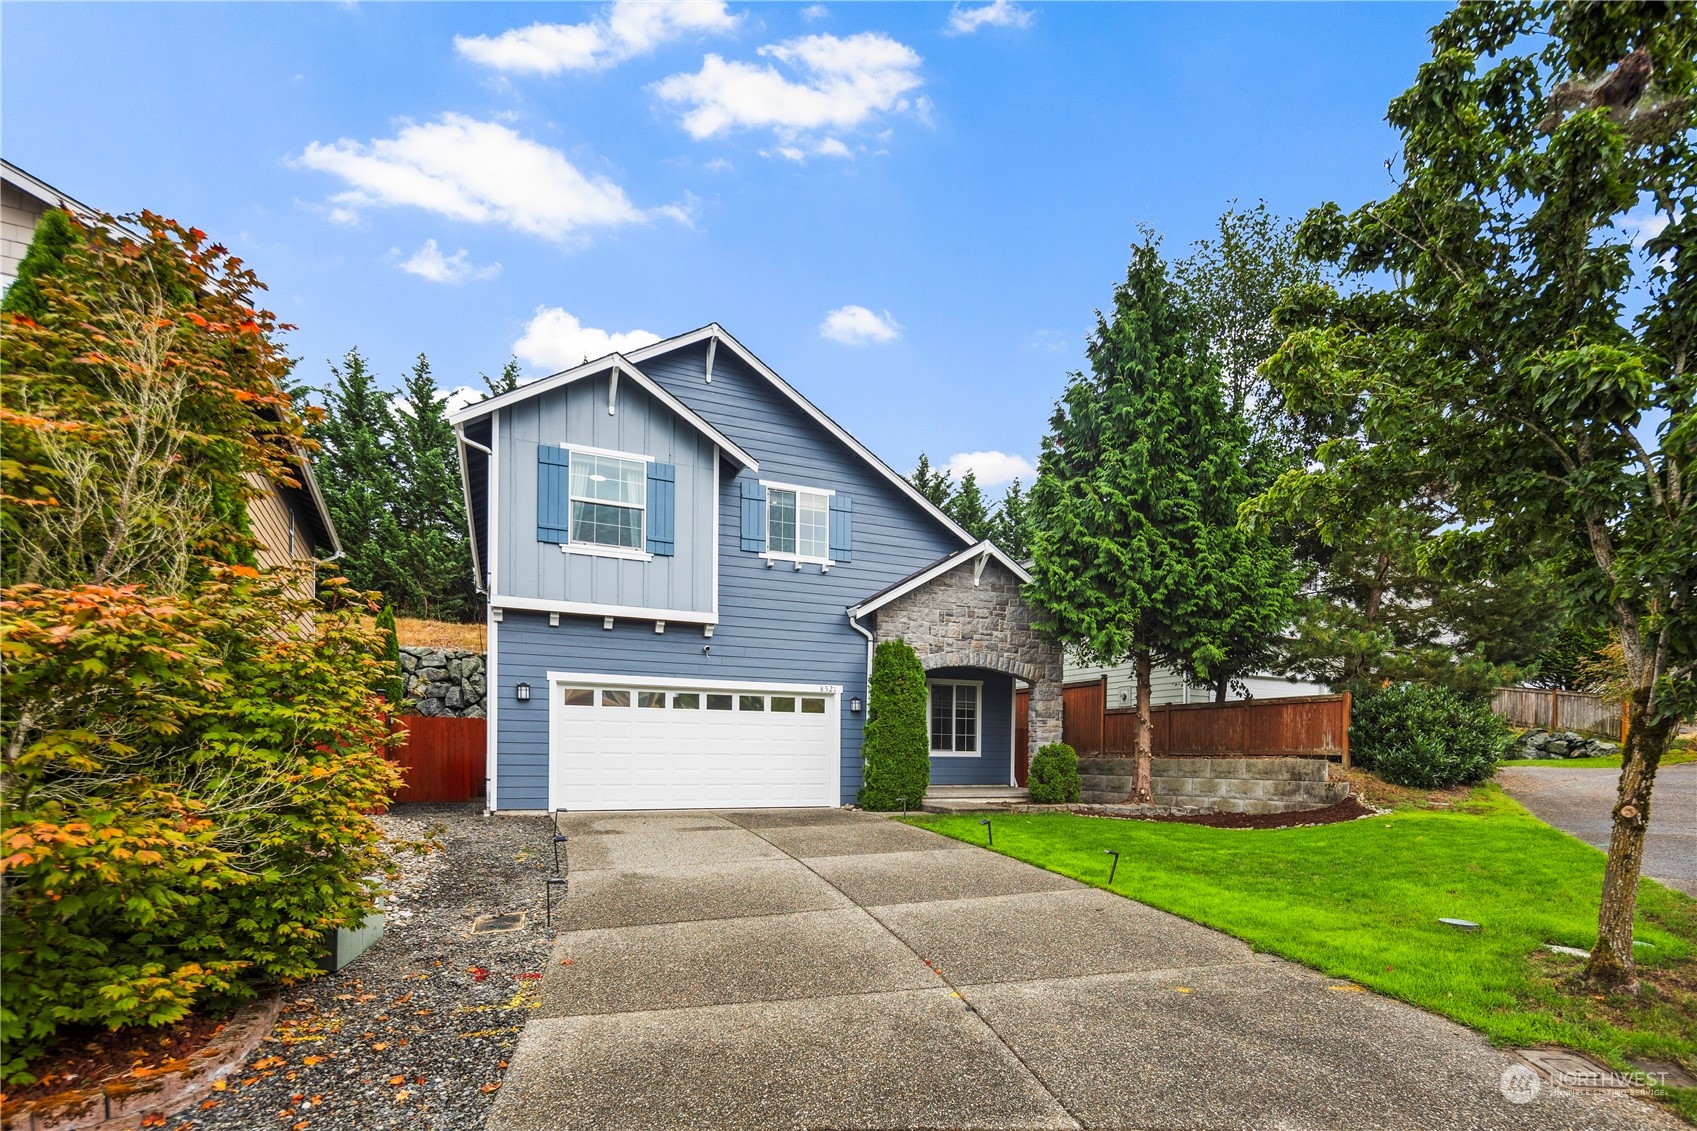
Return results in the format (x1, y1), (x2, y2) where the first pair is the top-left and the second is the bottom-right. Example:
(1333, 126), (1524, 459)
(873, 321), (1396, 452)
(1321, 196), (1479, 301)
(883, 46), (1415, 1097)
(1075, 795), (1379, 829)
(4, 1013), (233, 1108)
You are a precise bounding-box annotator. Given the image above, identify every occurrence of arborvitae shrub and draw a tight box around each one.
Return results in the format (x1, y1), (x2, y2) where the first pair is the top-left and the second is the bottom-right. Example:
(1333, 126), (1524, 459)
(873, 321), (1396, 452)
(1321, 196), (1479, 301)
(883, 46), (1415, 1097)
(858, 639), (930, 811)
(1028, 742), (1081, 803)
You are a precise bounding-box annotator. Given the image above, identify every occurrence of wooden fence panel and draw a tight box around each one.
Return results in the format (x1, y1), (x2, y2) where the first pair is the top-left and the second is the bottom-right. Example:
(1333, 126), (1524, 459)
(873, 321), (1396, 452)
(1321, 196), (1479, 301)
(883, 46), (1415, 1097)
(388, 715), (487, 803)
(1492, 687), (1621, 740)
(1014, 688), (1031, 788)
(1064, 686), (1350, 762)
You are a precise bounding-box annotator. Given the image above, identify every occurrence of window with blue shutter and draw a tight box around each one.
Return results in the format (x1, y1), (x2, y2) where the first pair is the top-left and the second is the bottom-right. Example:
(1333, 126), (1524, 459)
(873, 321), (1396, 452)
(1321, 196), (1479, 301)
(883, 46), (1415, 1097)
(537, 445), (571, 543)
(646, 463), (675, 556)
(739, 477), (766, 552)
(829, 494), (853, 562)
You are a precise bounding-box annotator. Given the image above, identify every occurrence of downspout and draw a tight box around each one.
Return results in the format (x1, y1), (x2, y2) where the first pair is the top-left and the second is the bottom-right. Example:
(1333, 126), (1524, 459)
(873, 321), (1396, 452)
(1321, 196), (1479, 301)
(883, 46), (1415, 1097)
(847, 609), (875, 742)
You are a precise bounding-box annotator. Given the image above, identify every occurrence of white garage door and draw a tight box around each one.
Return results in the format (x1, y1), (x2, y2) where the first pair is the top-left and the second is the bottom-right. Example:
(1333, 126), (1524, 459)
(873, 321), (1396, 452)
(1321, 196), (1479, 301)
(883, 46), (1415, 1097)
(548, 677), (840, 810)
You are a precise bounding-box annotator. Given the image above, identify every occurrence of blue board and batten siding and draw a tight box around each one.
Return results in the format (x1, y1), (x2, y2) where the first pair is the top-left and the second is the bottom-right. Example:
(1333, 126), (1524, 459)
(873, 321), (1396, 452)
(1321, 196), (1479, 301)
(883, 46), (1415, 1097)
(496, 374), (717, 613)
(924, 667), (1014, 786)
(489, 344), (965, 808)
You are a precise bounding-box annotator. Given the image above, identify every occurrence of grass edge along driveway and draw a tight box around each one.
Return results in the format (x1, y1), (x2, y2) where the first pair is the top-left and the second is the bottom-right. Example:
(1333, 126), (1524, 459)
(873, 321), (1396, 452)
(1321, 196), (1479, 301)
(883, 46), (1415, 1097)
(907, 788), (1697, 1121)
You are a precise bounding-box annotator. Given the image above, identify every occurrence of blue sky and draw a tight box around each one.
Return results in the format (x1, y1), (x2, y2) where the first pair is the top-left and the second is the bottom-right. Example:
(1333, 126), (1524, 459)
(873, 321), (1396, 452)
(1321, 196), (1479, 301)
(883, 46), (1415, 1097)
(3, 1), (1443, 488)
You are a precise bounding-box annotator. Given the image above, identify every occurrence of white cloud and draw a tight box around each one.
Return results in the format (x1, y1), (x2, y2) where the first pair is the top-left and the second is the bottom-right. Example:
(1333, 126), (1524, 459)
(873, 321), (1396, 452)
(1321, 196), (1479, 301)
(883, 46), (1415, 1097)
(653, 32), (922, 155)
(456, 1), (738, 74)
(801, 4), (828, 18)
(945, 450), (1035, 486)
(296, 113), (661, 241)
(396, 238), (501, 283)
(514, 307), (661, 372)
(946, 0), (1032, 35)
(819, 304), (900, 345)
(1618, 209), (1670, 249)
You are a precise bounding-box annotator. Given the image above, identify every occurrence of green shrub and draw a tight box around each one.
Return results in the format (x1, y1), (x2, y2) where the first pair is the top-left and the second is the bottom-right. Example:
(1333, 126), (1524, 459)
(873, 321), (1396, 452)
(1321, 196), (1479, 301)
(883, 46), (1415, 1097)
(376, 603), (405, 706)
(1351, 683), (1511, 788)
(1028, 742), (1081, 804)
(858, 639), (929, 810)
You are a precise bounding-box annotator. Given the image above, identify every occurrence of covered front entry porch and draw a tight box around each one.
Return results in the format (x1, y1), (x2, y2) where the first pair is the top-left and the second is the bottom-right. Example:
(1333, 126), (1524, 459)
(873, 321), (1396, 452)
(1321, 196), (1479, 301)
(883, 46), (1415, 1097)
(847, 542), (1063, 793)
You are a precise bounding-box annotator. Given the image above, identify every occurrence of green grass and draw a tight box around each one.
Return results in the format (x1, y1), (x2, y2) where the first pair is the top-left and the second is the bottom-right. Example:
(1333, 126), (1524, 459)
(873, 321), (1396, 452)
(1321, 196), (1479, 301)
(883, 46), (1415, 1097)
(1502, 748), (1697, 770)
(906, 787), (1697, 1111)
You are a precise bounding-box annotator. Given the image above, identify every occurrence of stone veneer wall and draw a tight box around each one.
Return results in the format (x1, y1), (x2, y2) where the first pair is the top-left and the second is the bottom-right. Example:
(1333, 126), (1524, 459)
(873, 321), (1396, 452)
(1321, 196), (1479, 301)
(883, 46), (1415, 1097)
(870, 558), (1063, 747)
(400, 647), (486, 718)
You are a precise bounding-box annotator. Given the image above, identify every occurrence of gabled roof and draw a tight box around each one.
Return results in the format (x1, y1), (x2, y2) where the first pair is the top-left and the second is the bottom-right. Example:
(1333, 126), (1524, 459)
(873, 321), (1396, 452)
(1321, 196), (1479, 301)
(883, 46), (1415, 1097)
(449, 351), (758, 471)
(847, 541), (1033, 618)
(630, 324), (975, 546)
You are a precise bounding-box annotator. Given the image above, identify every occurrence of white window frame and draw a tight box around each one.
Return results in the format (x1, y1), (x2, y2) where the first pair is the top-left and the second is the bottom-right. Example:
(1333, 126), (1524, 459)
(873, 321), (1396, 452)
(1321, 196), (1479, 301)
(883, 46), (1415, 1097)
(927, 678), (983, 757)
(565, 443), (652, 560)
(761, 479), (835, 566)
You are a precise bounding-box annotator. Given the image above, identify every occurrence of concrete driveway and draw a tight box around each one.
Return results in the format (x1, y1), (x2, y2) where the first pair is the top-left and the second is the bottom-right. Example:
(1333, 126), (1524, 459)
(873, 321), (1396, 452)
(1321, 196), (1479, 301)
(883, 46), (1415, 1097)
(1499, 763), (1697, 897)
(489, 809), (1678, 1131)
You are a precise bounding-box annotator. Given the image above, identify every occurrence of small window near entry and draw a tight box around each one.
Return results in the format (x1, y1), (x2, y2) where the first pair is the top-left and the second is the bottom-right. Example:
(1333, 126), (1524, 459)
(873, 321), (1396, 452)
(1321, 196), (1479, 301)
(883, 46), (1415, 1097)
(672, 692), (701, 709)
(739, 695), (765, 712)
(928, 681), (980, 754)
(563, 687), (594, 706)
(771, 696), (796, 712)
(706, 693), (733, 711)
(601, 689), (631, 708)
(801, 697), (827, 714)
(637, 691), (666, 709)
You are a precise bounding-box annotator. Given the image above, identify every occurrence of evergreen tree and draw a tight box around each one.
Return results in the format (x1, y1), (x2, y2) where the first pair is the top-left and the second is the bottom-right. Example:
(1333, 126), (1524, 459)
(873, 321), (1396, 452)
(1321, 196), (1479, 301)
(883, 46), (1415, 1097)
(990, 478), (1031, 560)
(909, 453), (953, 508)
(1029, 239), (1290, 798)
(0, 208), (79, 322)
(392, 354), (476, 620)
(944, 470), (992, 540)
(310, 349), (407, 603)
(481, 355), (522, 398)
(858, 639), (930, 810)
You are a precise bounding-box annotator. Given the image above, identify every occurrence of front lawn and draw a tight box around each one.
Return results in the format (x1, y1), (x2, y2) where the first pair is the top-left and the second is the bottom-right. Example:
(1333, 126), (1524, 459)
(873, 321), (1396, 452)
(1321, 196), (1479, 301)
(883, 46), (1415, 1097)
(907, 788), (1696, 1115)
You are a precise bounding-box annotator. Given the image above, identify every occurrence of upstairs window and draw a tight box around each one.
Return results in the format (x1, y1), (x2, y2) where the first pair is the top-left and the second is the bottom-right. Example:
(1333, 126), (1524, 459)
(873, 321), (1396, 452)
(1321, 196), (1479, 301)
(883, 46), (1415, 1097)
(570, 452), (645, 549)
(928, 680), (981, 755)
(767, 487), (831, 561)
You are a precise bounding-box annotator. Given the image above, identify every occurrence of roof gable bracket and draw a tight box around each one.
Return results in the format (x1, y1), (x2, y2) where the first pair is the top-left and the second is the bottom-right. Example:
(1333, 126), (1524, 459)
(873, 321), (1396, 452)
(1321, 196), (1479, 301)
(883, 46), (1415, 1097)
(704, 337), (717, 384)
(973, 552), (989, 586)
(607, 368), (618, 415)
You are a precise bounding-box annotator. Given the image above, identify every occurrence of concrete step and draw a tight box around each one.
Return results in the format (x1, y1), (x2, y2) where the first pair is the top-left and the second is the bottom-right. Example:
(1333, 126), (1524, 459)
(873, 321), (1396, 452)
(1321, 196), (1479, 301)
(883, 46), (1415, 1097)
(922, 785), (1031, 813)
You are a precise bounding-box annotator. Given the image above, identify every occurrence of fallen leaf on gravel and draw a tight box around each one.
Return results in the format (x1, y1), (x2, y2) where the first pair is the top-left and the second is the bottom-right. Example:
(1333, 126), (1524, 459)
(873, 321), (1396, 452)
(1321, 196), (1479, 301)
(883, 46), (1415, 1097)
(370, 1042), (389, 1051)
(479, 1083), (501, 1094)
(1175, 987), (1192, 993)
(392, 992), (413, 1005)
(211, 1080), (228, 1092)
(497, 1060), (508, 1069)
(253, 1056), (285, 1069)
(470, 967), (488, 982)
(293, 1122), (310, 1130)
(394, 1090), (411, 1103)
(1328, 985), (1366, 993)
(291, 1093), (305, 1102)
(559, 958), (574, 966)
(242, 1076), (261, 1086)
(387, 1075), (406, 1086)
(198, 1100), (221, 1111)
(309, 1095), (322, 1104)
(302, 1056), (325, 1066)
(356, 994), (378, 1003)
(415, 1077), (427, 1085)
(398, 1039), (410, 1046)
(142, 1114), (166, 1126)
(518, 972), (542, 980)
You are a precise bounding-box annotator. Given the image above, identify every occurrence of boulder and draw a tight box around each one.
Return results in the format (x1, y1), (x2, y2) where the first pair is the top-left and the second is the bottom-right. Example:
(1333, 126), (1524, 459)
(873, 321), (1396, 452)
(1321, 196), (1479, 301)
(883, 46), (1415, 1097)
(444, 685), (464, 709)
(399, 652), (418, 674)
(418, 651), (448, 670)
(448, 657), (466, 680)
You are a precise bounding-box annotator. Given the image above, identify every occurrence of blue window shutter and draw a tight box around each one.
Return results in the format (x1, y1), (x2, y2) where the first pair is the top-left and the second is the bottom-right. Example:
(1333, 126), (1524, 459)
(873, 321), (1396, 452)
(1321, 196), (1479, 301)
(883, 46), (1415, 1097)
(537, 445), (571, 544)
(829, 494), (853, 562)
(739, 478), (766, 552)
(646, 463), (675, 556)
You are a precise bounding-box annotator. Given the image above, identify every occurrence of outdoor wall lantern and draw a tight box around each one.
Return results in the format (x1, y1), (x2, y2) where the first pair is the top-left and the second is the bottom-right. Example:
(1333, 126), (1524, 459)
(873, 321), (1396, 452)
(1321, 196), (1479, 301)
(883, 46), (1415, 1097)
(515, 682), (531, 702)
(850, 696), (863, 713)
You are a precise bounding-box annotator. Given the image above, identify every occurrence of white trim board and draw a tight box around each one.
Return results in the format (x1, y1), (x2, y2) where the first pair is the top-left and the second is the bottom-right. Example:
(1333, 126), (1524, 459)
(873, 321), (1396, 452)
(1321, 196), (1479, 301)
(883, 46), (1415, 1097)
(493, 594), (717, 625)
(547, 671), (841, 694)
(847, 541), (1033, 619)
(450, 355), (758, 472)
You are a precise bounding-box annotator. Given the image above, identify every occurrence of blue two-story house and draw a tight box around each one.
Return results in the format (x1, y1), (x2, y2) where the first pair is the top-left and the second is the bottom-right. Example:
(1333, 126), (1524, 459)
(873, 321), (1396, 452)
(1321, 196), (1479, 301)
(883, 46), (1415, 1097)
(452, 325), (1063, 812)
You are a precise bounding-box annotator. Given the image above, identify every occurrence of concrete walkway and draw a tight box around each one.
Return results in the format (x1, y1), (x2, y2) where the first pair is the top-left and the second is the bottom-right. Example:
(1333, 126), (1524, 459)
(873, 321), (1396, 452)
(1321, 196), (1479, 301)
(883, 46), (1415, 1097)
(490, 809), (1679, 1131)
(1499, 763), (1697, 897)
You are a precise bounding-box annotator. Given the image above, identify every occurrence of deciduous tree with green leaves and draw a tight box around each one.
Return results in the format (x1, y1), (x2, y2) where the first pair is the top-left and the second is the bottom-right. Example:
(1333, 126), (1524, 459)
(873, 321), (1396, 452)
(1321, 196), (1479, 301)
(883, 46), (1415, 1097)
(1262, 2), (1694, 990)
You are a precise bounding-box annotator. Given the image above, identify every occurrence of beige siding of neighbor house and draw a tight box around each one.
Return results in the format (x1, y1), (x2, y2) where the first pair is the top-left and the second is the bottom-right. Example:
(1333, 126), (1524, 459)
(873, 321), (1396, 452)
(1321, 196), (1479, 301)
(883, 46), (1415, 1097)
(2, 180), (50, 292)
(1064, 657), (1327, 706)
(247, 473), (317, 602)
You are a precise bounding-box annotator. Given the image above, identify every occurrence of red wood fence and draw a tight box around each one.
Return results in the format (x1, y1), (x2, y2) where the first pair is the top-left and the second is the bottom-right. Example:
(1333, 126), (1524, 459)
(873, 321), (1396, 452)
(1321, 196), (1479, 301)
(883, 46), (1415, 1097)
(388, 715), (487, 803)
(1492, 686), (1625, 741)
(1063, 680), (1351, 766)
(1014, 687), (1031, 787)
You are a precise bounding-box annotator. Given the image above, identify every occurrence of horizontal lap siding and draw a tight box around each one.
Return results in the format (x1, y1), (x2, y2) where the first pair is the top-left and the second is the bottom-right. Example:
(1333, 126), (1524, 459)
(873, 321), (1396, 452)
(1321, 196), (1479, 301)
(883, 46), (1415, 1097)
(927, 668), (1013, 786)
(490, 345), (966, 808)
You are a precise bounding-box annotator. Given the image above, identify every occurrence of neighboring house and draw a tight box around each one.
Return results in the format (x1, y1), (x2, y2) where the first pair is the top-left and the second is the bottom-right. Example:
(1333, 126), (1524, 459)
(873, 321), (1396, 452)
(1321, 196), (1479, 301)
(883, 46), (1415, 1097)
(2, 160), (342, 588)
(452, 324), (1063, 812)
(1065, 656), (1328, 707)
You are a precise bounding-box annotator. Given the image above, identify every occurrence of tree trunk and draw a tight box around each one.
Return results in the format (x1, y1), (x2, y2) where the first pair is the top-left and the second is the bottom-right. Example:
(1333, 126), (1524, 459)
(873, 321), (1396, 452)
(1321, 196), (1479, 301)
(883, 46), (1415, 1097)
(1214, 673), (1230, 704)
(1133, 649), (1154, 803)
(1583, 689), (1675, 992)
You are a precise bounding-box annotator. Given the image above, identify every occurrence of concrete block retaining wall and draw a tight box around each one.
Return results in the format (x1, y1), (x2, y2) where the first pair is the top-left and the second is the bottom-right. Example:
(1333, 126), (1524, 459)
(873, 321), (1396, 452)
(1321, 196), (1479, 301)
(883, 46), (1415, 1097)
(1078, 756), (1349, 814)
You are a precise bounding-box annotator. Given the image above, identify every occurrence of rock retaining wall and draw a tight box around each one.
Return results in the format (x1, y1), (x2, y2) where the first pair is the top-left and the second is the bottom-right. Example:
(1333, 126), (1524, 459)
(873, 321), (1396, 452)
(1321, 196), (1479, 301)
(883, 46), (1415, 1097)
(1511, 729), (1618, 760)
(400, 647), (486, 718)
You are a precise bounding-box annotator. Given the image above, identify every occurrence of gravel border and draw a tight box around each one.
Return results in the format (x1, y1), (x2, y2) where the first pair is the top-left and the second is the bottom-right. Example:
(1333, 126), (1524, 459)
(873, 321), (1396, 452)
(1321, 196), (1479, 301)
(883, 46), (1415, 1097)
(165, 803), (558, 1131)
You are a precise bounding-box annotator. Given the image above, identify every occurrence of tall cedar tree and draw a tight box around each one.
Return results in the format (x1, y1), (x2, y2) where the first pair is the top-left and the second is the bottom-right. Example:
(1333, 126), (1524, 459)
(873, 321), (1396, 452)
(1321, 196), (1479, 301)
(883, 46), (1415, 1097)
(991, 478), (1031, 560)
(945, 470), (993, 540)
(910, 453), (953, 508)
(1028, 241), (1257, 797)
(1261, 2), (1695, 989)
(392, 354), (477, 621)
(311, 349), (407, 601)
